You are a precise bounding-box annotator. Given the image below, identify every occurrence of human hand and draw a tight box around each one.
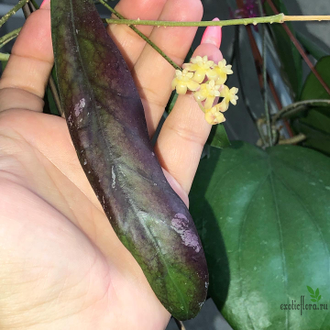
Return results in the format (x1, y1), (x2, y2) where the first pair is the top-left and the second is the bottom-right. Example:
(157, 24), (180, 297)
(0, 0), (222, 329)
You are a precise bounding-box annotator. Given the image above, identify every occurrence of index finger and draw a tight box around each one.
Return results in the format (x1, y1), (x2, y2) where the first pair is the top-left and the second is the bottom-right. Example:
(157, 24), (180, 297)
(0, 3), (53, 112)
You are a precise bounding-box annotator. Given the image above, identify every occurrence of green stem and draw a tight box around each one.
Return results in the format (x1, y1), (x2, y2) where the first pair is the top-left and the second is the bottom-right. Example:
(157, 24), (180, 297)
(173, 317), (186, 330)
(0, 53), (10, 61)
(102, 12), (330, 73)
(0, 0), (29, 28)
(30, 0), (39, 9)
(197, 100), (206, 113)
(278, 133), (306, 145)
(99, 0), (181, 70)
(105, 14), (285, 27)
(272, 99), (330, 123)
(0, 28), (21, 49)
(104, 14), (330, 27)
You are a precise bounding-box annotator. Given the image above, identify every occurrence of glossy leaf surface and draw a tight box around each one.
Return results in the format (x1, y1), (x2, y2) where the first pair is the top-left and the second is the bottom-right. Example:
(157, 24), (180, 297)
(51, 0), (208, 320)
(208, 124), (231, 149)
(190, 141), (330, 329)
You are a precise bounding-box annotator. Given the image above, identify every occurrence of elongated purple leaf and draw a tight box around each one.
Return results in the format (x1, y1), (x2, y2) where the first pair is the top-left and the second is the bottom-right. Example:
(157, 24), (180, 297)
(51, 0), (208, 320)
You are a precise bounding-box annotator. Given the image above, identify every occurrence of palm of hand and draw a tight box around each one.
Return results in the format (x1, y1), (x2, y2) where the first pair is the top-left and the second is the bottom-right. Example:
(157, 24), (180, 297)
(0, 108), (170, 329)
(0, 0), (221, 329)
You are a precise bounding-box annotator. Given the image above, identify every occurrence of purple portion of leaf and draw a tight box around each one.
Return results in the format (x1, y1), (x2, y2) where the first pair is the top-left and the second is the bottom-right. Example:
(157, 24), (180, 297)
(51, 0), (208, 320)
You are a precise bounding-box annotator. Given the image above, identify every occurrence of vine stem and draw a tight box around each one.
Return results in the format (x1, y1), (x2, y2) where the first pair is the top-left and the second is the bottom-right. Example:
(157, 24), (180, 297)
(173, 318), (186, 330)
(0, 0), (29, 28)
(0, 53), (10, 61)
(272, 99), (330, 123)
(283, 15), (330, 22)
(278, 133), (306, 145)
(0, 28), (21, 49)
(105, 14), (330, 27)
(99, 0), (181, 70)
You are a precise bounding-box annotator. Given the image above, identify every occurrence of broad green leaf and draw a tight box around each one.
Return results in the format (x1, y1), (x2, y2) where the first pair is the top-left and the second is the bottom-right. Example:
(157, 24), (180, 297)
(311, 299), (317, 302)
(208, 124), (231, 149)
(319, 296), (322, 302)
(307, 286), (315, 294)
(190, 141), (330, 330)
(316, 288), (320, 297)
(264, 0), (302, 96)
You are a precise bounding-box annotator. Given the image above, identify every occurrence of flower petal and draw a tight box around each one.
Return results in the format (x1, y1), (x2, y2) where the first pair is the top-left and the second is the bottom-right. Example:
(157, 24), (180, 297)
(187, 80), (201, 92)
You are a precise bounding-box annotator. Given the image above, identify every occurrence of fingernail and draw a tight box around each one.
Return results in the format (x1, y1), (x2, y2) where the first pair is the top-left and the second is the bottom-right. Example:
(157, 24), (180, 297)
(201, 18), (222, 48)
(40, 0), (50, 9)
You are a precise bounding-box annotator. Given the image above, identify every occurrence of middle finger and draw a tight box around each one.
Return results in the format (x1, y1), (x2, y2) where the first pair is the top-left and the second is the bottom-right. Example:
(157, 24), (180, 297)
(107, 0), (167, 69)
(132, 0), (203, 136)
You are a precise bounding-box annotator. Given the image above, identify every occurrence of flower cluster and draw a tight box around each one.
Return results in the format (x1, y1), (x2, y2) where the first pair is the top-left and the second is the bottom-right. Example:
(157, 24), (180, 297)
(171, 55), (238, 125)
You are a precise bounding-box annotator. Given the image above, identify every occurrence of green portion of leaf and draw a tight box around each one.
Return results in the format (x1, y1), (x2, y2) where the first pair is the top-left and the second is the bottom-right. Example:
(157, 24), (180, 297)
(207, 124), (231, 149)
(318, 295), (322, 302)
(311, 299), (317, 302)
(307, 286), (314, 294)
(190, 141), (330, 330)
(291, 56), (330, 156)
(296, 31), (328, 61)
(264, 0), (302, 97)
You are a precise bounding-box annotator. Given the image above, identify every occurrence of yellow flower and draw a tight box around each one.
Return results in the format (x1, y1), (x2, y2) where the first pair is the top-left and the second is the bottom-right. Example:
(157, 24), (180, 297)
(194, 80), (222, 109)
(220, 85), (239, 105)
(172, 55), (238, 126)
(205, 106), (226, 125)
(171, 69), (200, 95)
(207, 59), (233, 85)
(215, 99), (229, 112)
(184, 55), (214, 83)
